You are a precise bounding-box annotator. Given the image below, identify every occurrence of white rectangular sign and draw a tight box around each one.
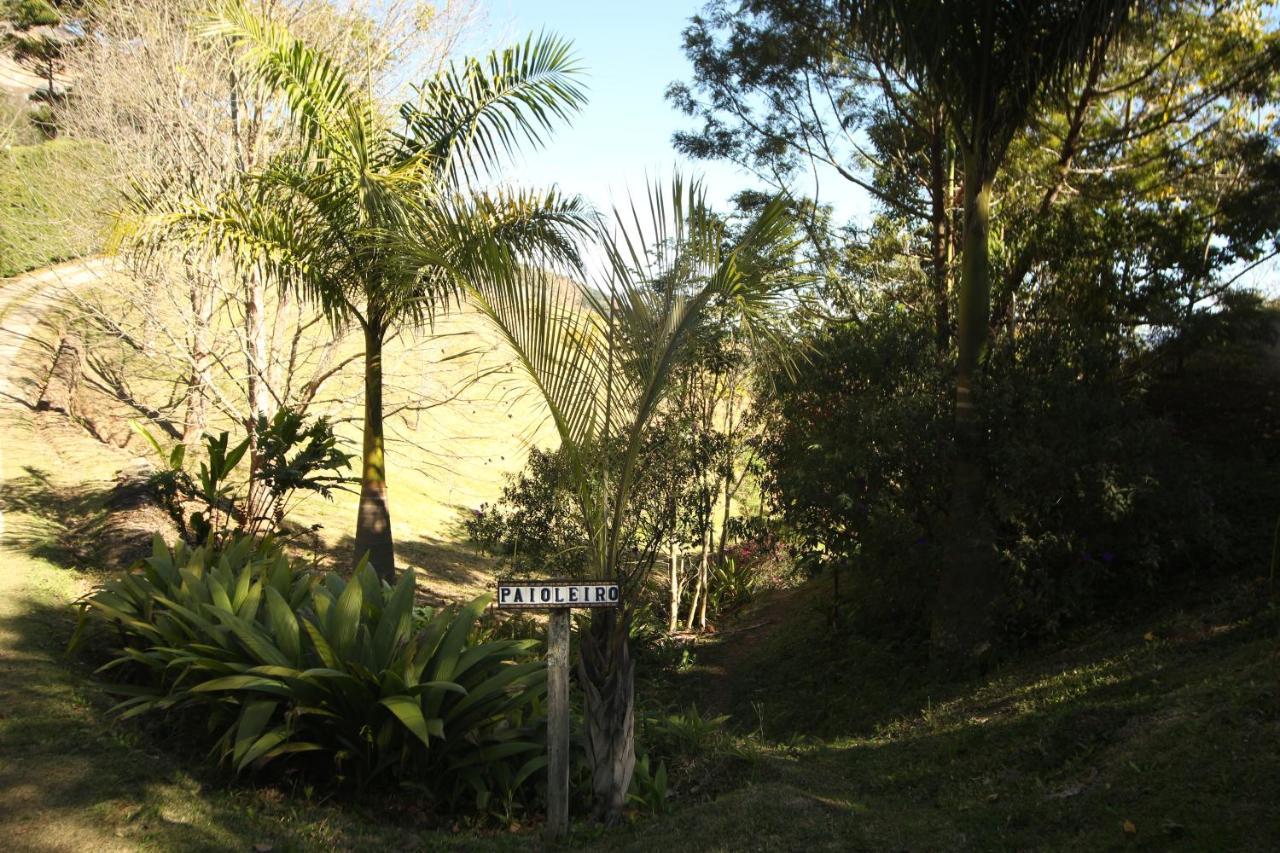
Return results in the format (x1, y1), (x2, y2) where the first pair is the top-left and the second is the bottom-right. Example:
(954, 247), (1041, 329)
(496, 579), (620, 609)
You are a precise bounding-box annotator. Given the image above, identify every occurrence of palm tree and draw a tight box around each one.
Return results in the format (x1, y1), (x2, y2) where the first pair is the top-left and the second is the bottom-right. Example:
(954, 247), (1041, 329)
(460, 177), (800, 823)
(129, 0), (591, 580)
(844, 0), (1138, 671)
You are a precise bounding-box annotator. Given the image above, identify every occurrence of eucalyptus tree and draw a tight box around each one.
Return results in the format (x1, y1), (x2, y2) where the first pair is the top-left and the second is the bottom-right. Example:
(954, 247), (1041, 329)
(138, 0), (590, 580)
(462, 178), (800, 823)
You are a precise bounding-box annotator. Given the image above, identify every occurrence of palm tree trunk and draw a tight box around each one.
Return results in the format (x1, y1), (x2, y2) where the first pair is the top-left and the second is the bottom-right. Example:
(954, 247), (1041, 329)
(931, 148), (998, 675)
(355, 318), (396, 581)
(578, 607), (635, 825)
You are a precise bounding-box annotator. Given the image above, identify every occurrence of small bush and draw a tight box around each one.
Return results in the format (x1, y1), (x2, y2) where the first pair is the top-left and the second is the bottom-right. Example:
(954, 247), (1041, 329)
(137, 411), (354, 546)
(77, 535), (548, 814)
(632, 704), (744, 811)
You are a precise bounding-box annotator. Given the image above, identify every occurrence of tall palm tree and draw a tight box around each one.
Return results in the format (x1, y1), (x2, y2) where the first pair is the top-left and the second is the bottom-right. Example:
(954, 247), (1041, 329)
(460, 177), (800, 823)
(844, 0), (1139, 671)
(129, 0), (591, 580)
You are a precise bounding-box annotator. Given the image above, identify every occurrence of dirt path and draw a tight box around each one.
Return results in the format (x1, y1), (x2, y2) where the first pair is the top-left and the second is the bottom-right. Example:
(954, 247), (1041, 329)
(689, 584), (807, 716)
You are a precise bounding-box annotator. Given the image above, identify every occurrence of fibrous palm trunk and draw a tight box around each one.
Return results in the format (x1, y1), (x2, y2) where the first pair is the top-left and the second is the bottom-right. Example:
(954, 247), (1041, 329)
(355, 318), (396, 581)
(578, 607), (635, 825)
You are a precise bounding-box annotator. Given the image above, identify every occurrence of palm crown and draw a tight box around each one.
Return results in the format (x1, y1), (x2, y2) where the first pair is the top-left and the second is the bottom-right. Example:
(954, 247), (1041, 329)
(121, 0), (593, 580)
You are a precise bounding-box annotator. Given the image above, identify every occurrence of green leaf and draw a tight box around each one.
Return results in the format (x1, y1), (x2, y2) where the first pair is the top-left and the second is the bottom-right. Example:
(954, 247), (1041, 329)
(232, 699), (278, 768)
(207, 607), (291, 667)
(379, 695), (434, 749)
(190, 675), (291, 696)
(237, 726), (291, 771)
(301, 618), (338, 668)
(330, 574), (363, 659)
(371, 569), (415, 664)
(263, 586), (301, 664)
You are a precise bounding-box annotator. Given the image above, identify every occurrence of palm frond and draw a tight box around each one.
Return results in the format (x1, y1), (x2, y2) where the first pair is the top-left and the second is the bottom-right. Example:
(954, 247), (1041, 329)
(203, 0), (378, 162)
(399, 32), (587, 185)
(461, 177), (801, 580)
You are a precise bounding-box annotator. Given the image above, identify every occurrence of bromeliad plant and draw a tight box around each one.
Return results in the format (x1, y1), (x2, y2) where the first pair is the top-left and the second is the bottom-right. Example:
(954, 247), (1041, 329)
(76, 535), (547, 808)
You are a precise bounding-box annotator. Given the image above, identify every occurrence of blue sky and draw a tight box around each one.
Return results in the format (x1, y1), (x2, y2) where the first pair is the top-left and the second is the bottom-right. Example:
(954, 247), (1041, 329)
(473, 0), (869, 225)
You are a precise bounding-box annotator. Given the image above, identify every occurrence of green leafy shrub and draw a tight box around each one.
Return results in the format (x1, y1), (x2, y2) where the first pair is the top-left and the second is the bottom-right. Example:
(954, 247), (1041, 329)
(631, 704), (743, 812)
(465, 447), (589, 577)
(761, 311), (952, 638)
(77, 535), (548, 811)
(642, 705), (733, 759)
(706, 557), (755, 615)
(762, 307), (1235, 643)
(4, 0), (59, 28)
(628, 754), (671, 815)
(0, 140), (116, 276)
(137, 410), (354, 546)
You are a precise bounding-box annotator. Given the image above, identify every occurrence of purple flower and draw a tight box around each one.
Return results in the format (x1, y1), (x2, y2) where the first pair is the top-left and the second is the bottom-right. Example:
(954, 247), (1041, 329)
(1101, 551), (1115, 564)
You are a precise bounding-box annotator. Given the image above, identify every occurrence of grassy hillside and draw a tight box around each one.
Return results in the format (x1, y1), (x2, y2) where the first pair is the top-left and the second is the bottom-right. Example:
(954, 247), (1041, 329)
(59, 266), (559, 601)
(0, 140), (115, 276)
(613, 577), (1280, 851)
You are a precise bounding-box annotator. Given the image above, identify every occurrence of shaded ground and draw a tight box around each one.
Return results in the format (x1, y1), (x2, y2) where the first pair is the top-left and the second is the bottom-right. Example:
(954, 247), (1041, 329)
(604, 576), (1280, 852)
(0, 266), (522, 851)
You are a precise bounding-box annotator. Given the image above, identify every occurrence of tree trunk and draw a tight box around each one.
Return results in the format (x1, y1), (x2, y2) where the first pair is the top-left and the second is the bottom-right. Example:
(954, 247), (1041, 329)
(716, 378), (737, 565)
(355, 319), (396, 581)
(181, 267), (213, 449)
(696, 525), (710, 629)
(931, 149), (998, 675)
(929, 108), (952, 352)
(578, 607), (635, 825)
(667, 539), (681, 633)
(244, 266), (269, 529)
(687, 521), (710, 631)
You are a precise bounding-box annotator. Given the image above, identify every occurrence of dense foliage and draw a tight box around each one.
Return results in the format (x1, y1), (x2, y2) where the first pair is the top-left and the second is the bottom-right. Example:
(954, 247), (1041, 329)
(137, 409), (354, 546)
(761, 304), (1266, 643)
(78, 536), (548, 814)
(678, 0), (1280, 656)
(0, 140), (113, 275)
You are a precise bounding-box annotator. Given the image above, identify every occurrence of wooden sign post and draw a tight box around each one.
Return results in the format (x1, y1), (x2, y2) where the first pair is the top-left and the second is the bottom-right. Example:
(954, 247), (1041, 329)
(496, 580), (620, 843)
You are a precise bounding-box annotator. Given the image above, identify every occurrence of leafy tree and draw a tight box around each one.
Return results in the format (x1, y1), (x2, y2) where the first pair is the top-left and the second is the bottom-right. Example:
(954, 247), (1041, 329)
(676, 0), (1147, 670)
(739, 1), (1280, 652)
(5, 0), (70, 106)
(132, 0), (590, 581)
(844, 0), (1141, 671)
(460, 178), (800, 823)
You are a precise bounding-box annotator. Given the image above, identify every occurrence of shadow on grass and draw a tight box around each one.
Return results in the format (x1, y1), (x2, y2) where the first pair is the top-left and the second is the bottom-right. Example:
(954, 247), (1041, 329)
(0, 593), (297, 851)
(331, 532), (495, 603)
(0, 590), (537, 852)
(604, 595), (1279, 852)
(0, 465), (111, 567)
